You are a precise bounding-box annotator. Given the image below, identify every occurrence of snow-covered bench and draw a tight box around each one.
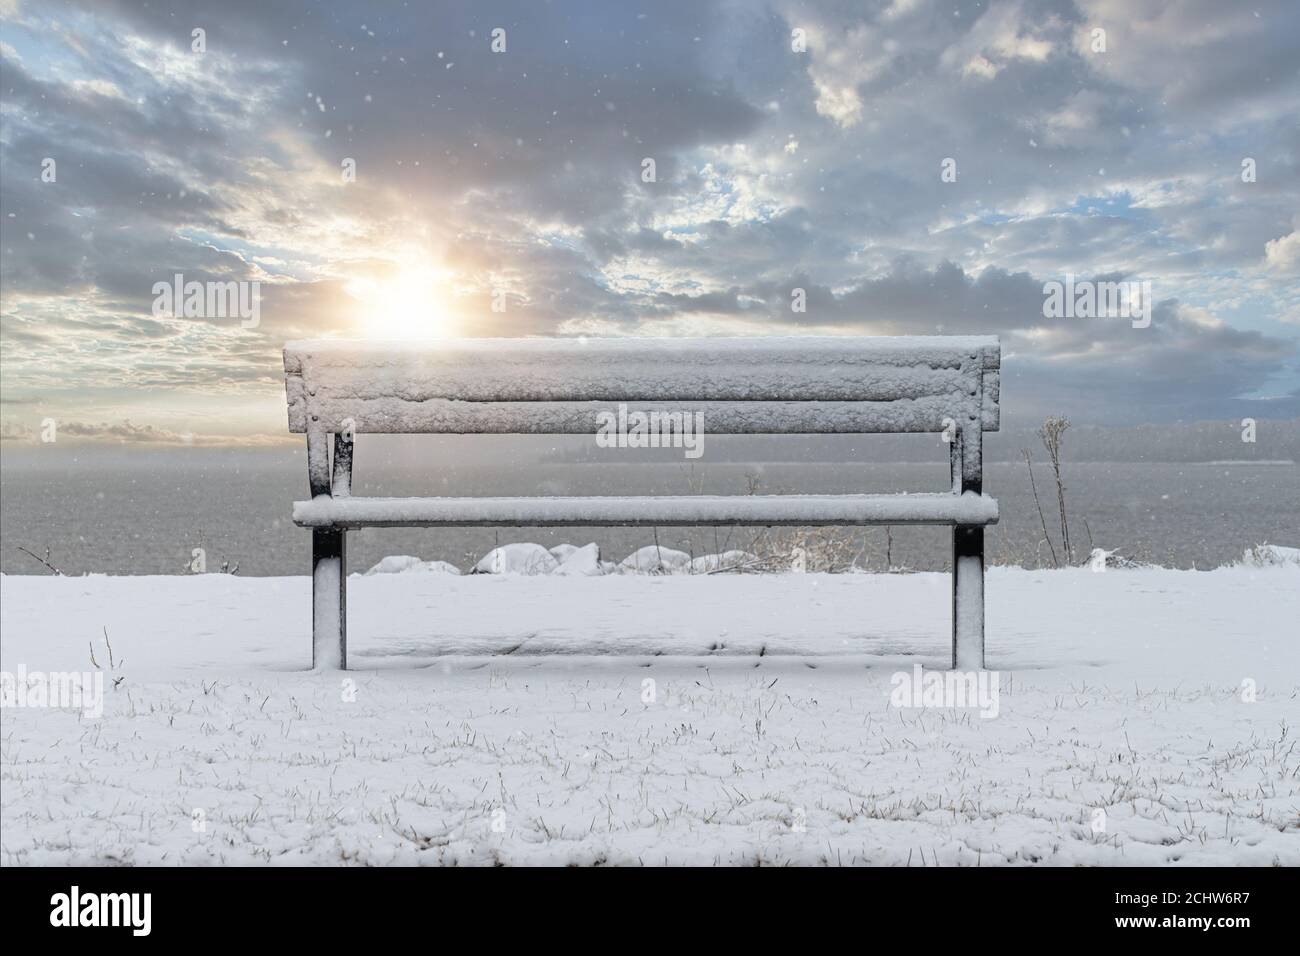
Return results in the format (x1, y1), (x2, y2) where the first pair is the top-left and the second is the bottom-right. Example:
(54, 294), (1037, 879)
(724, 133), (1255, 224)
(283, 337), (1001, 670)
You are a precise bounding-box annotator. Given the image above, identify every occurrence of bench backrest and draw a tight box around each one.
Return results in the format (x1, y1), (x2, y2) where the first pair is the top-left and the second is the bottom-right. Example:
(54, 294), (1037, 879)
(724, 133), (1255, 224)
(283, 336), (1000, 437)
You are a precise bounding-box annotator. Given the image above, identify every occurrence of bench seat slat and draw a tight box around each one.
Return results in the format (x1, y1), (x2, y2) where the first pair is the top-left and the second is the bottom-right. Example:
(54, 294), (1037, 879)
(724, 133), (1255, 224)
(286, 336), (1000, 373)
(287, 397), (985, 435)
(292, 492), (999, 529)
(295, 363), (977, 403)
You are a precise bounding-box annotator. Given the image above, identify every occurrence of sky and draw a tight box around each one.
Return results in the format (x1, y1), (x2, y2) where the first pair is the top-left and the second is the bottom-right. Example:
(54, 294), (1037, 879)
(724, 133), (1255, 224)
(0, 0), (1297, 445)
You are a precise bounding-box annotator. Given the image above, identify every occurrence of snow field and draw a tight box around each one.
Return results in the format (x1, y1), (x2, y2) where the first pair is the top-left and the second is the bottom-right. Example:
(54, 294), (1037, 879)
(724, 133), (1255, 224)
(1, 564), (1297, 865)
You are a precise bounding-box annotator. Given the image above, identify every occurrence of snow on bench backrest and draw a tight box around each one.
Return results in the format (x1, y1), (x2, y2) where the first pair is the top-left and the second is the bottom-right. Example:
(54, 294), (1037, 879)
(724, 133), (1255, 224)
(283, 337), (1000, 435)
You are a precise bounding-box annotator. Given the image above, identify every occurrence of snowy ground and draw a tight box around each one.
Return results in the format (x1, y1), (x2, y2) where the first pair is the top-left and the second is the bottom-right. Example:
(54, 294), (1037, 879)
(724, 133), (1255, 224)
(2, 564), (1297, 866)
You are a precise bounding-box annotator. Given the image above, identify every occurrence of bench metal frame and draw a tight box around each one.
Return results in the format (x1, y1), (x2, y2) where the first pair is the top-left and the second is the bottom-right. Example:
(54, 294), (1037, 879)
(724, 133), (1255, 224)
(284, 337), (1000, 671)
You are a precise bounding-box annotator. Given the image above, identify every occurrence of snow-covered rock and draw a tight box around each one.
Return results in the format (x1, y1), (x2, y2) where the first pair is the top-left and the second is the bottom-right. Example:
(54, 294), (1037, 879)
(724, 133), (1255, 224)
(552, 543), (603, 576)
(1085, 548), (1144, 571)
(473, 543), (558, 575)
(364, 555), (462, 575)
(689, 550), (757, 574)
(1239, 544), (1300, 567)
(620, 545), (691, 574)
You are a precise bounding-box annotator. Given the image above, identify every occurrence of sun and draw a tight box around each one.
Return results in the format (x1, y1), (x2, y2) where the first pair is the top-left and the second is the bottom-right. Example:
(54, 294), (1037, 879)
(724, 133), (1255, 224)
(346, 267), (454, 339)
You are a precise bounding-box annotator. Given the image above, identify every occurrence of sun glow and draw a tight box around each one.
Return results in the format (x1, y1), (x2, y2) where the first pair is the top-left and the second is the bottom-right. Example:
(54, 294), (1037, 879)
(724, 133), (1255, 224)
(346, 267), (455, 339)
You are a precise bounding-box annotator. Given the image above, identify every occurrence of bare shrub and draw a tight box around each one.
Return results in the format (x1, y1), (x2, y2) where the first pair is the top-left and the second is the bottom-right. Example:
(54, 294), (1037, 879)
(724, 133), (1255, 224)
(1038, 416), (1074, 565)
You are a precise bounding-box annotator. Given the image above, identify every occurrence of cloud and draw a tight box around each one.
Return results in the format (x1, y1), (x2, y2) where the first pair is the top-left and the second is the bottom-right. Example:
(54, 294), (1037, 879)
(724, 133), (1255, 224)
(1263, 228), (1300, 276)
(1, 0), (1297, 436)
(805, 23), (889, 128)
(1073, 0), (1300, 122)
(0, 418), (293, 446)
(940, 0), (1059, 80)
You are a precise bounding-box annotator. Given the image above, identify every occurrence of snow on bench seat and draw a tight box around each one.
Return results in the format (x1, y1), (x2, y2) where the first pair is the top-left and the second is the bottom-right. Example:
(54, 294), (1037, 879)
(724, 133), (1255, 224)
(284, 336), (1001, 434)
(293, 492), (1000, 529)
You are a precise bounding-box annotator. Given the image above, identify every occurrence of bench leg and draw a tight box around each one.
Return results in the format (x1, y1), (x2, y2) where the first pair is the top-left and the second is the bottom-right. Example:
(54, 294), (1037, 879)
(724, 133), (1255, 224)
(312, 528), (347, 669)
(952, 525), (985, 670)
